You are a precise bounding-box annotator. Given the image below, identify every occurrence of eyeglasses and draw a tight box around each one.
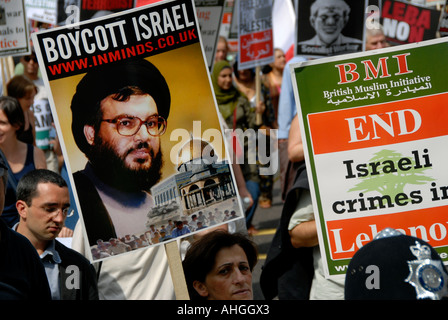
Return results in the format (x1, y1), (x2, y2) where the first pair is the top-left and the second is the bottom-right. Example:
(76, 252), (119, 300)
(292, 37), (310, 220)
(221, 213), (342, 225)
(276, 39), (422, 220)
(101, 115), (167, 137)
(23, 56), (38, 63)
(34, 205), (71, 218)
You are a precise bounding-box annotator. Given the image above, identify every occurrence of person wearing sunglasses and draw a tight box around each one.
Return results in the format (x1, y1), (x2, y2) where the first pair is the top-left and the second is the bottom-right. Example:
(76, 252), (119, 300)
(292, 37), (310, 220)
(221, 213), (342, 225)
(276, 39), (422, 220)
(18, 52), (40, 80)
(70, 58), (170, 252)
(298, 0), (362, 52)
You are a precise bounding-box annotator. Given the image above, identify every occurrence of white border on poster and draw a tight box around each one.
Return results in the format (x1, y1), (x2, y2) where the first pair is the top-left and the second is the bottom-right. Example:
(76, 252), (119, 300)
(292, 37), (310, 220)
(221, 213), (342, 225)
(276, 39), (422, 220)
(31, 0), (247, 264)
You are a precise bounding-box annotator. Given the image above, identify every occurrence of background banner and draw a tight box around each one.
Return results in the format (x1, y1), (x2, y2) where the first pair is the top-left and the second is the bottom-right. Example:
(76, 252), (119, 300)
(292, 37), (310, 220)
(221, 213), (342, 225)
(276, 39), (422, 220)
(0, 0), (30, 57)
(437, 0), (448, 36)
(237, 0), (274, 70)
(380, 0), (441, 45)
(195, 0), (225, 69)
(32, 0), (245, 262)
(80, 0), (134, 21)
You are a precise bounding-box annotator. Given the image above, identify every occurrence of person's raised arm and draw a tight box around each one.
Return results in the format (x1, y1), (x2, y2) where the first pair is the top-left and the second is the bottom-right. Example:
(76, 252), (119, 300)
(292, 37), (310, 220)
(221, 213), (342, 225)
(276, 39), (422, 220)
(287, 115), (304, 163)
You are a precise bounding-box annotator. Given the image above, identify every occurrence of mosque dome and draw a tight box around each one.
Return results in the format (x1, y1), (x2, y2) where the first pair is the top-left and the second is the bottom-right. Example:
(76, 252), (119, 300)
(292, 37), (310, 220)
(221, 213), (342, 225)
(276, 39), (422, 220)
(177, 138), (217, 171)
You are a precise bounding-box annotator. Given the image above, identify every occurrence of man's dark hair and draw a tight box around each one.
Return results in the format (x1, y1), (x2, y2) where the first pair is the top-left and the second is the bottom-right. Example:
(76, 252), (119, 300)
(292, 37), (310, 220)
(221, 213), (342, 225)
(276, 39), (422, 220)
(70, 58), (171, 156)
(17, 169), (67, 206)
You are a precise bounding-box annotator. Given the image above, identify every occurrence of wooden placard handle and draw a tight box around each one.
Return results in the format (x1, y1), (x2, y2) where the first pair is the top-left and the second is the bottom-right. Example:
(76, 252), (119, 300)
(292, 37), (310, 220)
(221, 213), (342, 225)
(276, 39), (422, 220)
(164, 241), (190, 300)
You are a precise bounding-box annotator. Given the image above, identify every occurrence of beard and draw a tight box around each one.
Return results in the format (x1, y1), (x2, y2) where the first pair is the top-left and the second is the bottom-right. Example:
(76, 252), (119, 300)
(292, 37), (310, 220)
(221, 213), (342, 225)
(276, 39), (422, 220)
(88, 135), (164, 193)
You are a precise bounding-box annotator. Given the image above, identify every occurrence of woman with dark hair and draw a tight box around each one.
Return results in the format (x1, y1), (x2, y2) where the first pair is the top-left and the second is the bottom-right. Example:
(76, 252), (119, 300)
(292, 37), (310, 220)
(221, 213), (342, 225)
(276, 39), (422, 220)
(182, 230), (258, 300)
(6, 75), (38, 145)
(0, 96), (46, 227)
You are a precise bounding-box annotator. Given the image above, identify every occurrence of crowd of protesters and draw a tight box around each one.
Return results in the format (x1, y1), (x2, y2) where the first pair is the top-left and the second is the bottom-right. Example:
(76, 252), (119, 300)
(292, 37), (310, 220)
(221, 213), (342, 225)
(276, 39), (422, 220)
(0, 0), (447, 302)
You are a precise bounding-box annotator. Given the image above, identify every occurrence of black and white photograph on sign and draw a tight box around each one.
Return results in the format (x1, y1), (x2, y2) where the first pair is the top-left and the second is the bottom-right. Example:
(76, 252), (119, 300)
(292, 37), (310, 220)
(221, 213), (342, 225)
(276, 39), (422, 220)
(296, 0), (367, 57)
(31, 0), (246, 262)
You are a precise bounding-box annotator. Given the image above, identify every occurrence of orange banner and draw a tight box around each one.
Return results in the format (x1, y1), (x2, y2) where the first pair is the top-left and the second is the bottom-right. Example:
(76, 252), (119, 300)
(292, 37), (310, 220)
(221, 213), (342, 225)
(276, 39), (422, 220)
(326, 205), (448, 260)
(308, 93), (448, 155)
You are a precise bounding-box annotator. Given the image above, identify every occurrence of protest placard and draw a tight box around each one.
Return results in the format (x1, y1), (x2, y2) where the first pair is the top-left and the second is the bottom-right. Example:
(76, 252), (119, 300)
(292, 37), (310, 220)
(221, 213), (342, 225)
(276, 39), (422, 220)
(25, 0), (57, 24)
(237, 0), (273, 70)
(79, 0), (133, 21)
(218, 0), (235, 42)
(0, 0), (30, 57)
(228, 0), (239, 51)
(56, 0), (80, 26)
(135, 0), (163, 6)
(195, 0), (225, 69)
(291, 37), (448, 278)
(135, 0), (224, 69)
(296, 0), (366, 58)
(381, 0), (441, 45)
(236, 0), (273, 125)
(32, 0), (245, 262)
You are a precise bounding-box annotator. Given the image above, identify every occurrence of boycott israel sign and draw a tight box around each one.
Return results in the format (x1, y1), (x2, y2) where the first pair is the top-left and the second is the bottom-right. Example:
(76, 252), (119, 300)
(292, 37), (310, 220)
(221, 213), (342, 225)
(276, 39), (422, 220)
(32, 0), (245, 262)
(291, 37), (448, 278)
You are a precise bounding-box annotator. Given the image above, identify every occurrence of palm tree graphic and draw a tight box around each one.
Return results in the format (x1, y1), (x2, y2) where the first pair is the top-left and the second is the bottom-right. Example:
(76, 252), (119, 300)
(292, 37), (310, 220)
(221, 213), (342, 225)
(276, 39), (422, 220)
(348, 149), (434, 205)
